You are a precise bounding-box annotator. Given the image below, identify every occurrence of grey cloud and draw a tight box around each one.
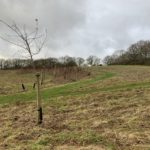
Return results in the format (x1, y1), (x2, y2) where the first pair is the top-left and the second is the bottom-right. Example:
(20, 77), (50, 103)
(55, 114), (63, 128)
(0, 0), (150, 59)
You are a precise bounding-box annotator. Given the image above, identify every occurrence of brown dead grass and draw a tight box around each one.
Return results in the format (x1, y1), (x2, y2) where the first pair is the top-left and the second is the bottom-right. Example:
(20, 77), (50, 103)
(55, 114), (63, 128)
(0, 66), (150, 149)
(0, 67), (88, 95)
(0, 87), (150, 149)
(55, 145), (105, 150)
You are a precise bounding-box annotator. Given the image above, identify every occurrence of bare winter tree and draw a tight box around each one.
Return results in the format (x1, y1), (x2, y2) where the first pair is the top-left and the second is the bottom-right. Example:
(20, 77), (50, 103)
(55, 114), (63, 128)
(86, 55), (101, 66)
(0, 19), (47, 69)
(76, 57), (85, 66)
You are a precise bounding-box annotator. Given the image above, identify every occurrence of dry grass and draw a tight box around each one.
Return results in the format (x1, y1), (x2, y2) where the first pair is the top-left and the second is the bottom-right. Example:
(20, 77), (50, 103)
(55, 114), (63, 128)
(0, 65), (150, 149)
(0, 89), (150, 149)
(0, 69), (44, 94)
(0, 67), (88, 95)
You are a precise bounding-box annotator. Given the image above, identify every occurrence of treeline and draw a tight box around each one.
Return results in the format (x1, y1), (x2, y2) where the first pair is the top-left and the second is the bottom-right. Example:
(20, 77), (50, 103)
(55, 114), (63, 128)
(104, 40), (150, 65)
(0, 55), (101, 70)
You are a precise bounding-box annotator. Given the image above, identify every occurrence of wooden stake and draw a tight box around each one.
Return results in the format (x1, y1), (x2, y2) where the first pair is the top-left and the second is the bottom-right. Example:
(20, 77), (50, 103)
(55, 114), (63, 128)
(36, 73), (43, 124)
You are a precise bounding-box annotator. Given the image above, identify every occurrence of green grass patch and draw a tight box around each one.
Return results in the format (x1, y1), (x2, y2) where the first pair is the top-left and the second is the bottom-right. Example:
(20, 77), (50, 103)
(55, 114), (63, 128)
(1, 70), (150, 105)
(0, 72), (115, 104)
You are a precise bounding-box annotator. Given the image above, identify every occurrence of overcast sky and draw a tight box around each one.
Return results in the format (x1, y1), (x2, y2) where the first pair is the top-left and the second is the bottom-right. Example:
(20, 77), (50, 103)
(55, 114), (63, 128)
(0, 0), (150, 59)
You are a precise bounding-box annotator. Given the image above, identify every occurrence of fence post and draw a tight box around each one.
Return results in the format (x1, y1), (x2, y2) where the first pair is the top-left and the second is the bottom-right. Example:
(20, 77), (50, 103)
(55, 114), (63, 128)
(36, 73), (43, 124)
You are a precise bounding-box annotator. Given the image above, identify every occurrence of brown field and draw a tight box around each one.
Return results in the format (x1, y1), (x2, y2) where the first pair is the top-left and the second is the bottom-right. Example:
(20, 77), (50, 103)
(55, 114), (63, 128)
(0, 65), (150, 150)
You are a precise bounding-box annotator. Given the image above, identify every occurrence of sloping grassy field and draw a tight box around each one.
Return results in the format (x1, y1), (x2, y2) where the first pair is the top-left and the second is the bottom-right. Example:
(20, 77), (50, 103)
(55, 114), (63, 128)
(0, 66), (150, 150)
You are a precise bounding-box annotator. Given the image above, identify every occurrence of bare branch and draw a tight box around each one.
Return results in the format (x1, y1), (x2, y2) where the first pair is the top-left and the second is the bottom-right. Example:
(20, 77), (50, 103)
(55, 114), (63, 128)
(0, 35), (27, 50)
(28, 34), (44, 44)
(36, 29), (47, 52)
(0, 19), (47, 69)
(0, 20), (23, 39)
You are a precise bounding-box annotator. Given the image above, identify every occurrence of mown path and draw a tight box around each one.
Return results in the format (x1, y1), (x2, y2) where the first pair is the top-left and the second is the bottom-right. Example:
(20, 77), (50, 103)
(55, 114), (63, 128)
(1, 70), (150, 104)
(0, 72), (115, 104)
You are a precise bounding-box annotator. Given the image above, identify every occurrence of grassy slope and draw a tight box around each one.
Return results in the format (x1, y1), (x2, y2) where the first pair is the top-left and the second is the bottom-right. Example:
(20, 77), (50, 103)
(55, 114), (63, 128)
(0, 72), (115, 104)
(0, 66), (150, 150)
(1, 69), (150, 104)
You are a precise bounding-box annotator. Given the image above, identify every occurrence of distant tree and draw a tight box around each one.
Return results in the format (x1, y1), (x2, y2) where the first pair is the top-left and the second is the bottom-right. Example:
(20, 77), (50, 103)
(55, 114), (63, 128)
(93, 57), (101, 66)
(0, 19), (47, 69)
(86, 55), (94, 65)
(103, 56), (114, 65)
(0, 59), (4, 69)
(126, 40), (150, 64)
(103, 40), (150, 65)
(3, 59), (10, 69)
(59, 56), (77, 67)
(47, 57), (58, 68)
(76, 57), (85, 66)
(127, 43), (141, 64)
(86, 55), (101, 66)
(110, 50), (125, 65)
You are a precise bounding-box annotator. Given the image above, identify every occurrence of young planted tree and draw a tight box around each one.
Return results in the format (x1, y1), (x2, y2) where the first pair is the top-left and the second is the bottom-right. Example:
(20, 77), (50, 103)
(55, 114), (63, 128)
(0, 19), (47, 124)
(0, 19), (47, 69)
